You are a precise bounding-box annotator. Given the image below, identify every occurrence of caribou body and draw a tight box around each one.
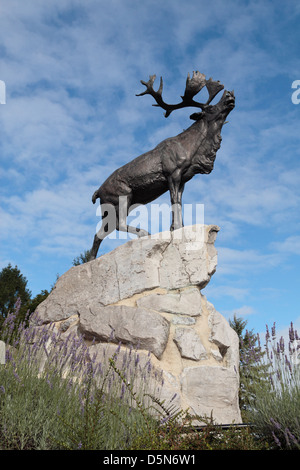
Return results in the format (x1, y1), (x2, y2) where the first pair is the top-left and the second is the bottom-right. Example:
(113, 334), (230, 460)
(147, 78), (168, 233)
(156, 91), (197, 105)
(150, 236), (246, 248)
(89, 72), (235, 260)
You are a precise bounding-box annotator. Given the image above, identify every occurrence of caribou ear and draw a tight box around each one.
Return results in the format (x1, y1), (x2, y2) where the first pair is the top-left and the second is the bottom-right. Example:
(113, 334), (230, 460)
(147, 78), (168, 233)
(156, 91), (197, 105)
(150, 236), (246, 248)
(190, 112), (203, 121)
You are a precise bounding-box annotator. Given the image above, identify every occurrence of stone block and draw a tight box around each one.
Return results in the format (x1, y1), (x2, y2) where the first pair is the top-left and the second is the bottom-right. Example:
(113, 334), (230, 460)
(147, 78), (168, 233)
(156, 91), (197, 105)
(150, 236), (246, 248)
(181, 365), (241, 424)
(79, 304), (170, 359)
(136, 287), (202, 316)
(173, 327), (207, 361)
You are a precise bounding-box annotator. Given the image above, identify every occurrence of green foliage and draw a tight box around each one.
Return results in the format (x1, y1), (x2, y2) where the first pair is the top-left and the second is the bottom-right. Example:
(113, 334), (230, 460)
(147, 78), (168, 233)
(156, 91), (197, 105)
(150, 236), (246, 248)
(0, 337), (79, 449)
(0, 264), (31, 323)
(0, 306), (166, 450)
(229, 314), (270, 420)
(0, 368), (75, 450)
(171, 424), (269, 450)
(72, 250), (92, 266)
(53, 367), (111, 450)
(0, 264), (51, 336)
(245, 322), (300, 449)
(129, 413), (269, 450)
(0, 302), (299, 450)
(229, 315), (300, 449)
(54, 357), (163, 450)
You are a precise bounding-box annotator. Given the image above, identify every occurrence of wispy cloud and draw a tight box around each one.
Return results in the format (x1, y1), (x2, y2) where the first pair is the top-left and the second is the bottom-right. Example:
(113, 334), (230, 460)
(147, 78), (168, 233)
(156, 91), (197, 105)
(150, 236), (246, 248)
(216, 247), (284, 276)
(203, 284), (250, 301)
(222, 305), (257, 319)
(271, 236), (300, 256)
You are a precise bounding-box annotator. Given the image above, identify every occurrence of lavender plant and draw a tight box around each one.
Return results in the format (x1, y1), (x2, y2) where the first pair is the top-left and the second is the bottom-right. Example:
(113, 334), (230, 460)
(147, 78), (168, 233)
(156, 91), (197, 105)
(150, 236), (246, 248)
(0, 301), (165, 450)
(246, 322), (300, 449)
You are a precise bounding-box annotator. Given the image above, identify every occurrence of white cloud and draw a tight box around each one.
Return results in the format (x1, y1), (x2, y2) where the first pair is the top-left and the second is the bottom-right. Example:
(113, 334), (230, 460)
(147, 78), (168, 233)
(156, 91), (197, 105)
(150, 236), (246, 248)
(203, 284), (250, 301)
(216, 247), (284, 276)
(0, 176), (96, 258)
(223, 305), (256, 319)
(271, 236), (300, 256)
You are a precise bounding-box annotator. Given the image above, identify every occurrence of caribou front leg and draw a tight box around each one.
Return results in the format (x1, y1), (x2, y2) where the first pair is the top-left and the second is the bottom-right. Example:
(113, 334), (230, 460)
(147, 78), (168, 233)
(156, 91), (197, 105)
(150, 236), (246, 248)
(168, 173), (184, 231)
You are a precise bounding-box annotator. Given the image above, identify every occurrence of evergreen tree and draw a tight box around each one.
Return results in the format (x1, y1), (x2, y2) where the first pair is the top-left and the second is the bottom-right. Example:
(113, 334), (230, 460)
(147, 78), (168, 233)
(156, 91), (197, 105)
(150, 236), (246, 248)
(0, 264), (31, 323)
(72, 249), (92, 266)
(0, 264), (52, 336)
(230, 314), (270, 420)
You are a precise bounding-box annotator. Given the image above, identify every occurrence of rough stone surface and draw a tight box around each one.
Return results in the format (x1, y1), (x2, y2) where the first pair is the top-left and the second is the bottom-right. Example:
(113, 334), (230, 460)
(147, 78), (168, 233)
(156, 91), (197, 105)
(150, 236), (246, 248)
(207, 299), (240, 370)
(171, 316), (196, 326)
(35, 225), (218, 324)
(181, 365), (241, 424)
(33, 224), (242, 424)
(78, 304), (170, 359)
(137, 287), (202, 316)
(173, 327), (207, 360)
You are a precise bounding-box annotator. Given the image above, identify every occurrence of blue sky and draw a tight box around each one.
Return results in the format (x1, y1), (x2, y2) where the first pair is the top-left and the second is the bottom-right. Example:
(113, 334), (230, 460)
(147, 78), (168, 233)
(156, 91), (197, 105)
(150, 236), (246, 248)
(0, 0), (300, 339)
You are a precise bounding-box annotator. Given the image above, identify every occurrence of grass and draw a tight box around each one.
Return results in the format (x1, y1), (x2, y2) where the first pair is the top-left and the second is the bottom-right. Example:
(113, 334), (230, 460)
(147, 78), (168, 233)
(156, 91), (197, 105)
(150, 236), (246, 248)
(0, 300), (299, 450)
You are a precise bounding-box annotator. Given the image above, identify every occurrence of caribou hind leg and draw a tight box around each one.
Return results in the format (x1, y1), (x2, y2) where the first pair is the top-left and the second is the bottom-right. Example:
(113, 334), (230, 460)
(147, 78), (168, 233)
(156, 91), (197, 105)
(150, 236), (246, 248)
(89, 233), (102, 260)
(89, 214), (116, 260)
(89, 200), (118, 260)
(89, 199), (149, 260)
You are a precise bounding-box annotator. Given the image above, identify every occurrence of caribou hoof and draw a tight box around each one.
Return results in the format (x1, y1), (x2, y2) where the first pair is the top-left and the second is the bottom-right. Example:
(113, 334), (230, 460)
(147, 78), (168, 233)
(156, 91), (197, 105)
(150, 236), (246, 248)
(170, 223), (184, 232)
(137, 228), (150, 238)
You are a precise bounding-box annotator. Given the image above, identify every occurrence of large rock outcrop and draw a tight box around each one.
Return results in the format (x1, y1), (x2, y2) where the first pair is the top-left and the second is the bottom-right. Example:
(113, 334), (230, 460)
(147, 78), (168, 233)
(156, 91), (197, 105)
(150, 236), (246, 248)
(34, 225), (242, 424)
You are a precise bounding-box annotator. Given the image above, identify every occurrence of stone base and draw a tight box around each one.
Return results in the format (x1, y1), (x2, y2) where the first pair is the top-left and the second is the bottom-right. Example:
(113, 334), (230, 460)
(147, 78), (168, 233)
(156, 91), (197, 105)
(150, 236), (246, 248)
(34, 225), (242, 424)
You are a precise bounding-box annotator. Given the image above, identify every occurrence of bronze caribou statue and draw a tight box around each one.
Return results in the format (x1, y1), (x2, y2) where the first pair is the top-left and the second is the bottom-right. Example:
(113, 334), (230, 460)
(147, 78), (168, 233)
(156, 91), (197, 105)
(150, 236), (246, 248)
(89, 71), (235, 259)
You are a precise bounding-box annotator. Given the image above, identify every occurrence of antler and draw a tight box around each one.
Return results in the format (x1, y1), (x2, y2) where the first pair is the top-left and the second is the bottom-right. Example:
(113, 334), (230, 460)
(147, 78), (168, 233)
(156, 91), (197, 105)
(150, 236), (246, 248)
(205, 77), (224, 104)
(136, 71), (224, 117)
